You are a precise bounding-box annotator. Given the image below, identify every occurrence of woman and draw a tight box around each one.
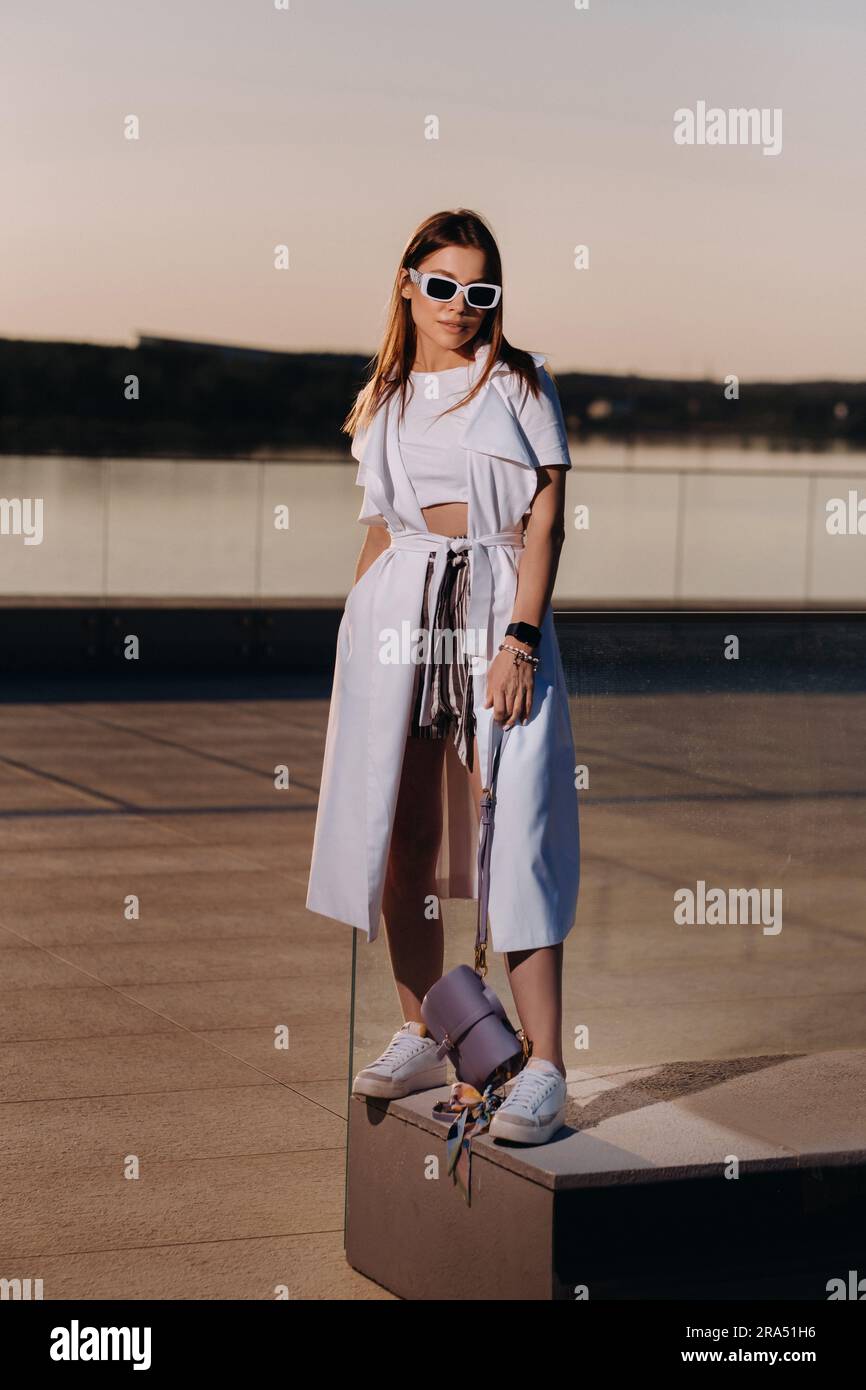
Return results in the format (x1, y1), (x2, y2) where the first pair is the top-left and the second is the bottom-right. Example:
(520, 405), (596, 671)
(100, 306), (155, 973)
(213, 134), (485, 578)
(306, 209), (580, 1145)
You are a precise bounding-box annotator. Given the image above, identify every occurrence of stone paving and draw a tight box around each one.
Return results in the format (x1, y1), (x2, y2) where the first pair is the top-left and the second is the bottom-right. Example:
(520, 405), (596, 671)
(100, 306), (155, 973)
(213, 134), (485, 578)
(1, 690), (864, 1297)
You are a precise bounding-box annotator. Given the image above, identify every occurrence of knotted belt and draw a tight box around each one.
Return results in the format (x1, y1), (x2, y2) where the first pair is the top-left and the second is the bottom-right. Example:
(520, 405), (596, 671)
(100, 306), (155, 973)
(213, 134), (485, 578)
(387, 527), (524, 726)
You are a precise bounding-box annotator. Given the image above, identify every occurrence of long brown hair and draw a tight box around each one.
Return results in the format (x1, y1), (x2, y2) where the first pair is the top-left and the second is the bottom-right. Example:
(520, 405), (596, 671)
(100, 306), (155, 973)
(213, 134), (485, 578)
(343, 208), (547, 440)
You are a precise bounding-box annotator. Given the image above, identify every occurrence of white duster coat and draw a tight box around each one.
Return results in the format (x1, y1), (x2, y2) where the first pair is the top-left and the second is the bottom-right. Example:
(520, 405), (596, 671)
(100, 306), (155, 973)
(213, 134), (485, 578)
(305, 342), (580, 952)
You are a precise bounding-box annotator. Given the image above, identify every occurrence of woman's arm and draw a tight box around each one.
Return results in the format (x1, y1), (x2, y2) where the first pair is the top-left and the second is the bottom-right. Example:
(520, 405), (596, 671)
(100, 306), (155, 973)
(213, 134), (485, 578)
(511, 466), (567, 626)
(352, 522), (391, 586)
(484, 465), (567, 727)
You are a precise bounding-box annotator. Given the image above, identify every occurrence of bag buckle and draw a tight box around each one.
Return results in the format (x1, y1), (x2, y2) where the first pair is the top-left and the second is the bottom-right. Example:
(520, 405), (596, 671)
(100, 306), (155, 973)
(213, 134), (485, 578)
(474, 941), (488, 977)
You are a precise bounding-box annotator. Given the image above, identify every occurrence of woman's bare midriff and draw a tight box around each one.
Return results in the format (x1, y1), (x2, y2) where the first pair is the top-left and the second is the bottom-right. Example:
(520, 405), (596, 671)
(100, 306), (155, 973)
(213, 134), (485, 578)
(417, 501), (530, 538)
(420, 501), (469, 537)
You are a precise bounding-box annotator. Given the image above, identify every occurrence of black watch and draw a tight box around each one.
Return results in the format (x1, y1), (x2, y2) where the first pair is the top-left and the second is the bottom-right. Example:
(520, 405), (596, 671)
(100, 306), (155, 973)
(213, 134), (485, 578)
(505, 621), (541, 649)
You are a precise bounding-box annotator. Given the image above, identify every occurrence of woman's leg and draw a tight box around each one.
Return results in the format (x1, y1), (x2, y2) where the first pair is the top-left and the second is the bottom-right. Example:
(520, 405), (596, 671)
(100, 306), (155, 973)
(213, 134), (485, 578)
(466, 731), (566, 1076)
(382, 735), (447, 1023)
(503, 945), (565, 1074)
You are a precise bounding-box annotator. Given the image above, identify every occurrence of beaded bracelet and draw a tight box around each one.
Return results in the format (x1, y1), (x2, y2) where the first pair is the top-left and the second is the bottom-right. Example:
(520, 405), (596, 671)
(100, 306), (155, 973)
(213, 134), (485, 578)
(499, 641), (540, 670)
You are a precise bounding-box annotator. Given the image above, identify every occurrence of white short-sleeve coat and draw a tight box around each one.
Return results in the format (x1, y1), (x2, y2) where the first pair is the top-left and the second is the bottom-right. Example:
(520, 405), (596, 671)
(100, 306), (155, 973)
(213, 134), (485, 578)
(305, 342), (580, 952)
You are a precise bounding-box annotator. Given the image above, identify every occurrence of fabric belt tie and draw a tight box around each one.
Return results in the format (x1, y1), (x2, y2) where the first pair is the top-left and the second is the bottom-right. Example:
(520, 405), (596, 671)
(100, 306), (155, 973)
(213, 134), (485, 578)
(387, 528), (524, 726)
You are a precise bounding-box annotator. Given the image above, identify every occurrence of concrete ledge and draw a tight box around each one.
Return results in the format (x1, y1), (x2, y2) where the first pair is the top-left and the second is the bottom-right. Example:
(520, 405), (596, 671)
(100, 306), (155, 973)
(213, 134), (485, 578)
(346, 1050), (866, 1300)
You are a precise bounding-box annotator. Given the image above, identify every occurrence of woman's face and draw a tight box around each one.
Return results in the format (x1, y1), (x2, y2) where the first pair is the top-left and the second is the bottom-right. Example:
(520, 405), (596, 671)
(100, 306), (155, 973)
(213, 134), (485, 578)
(400, 244), (492, 358)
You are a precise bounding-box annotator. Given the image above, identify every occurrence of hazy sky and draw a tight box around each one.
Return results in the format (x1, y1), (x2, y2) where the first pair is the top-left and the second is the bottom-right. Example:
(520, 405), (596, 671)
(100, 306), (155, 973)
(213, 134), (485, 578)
(4, 0), (863, 379)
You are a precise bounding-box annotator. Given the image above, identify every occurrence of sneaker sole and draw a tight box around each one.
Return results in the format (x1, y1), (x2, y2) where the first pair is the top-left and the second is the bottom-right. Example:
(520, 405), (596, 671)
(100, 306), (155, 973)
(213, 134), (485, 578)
(351, 1065), (448, 1100)
(490, 1110), (565, 1145)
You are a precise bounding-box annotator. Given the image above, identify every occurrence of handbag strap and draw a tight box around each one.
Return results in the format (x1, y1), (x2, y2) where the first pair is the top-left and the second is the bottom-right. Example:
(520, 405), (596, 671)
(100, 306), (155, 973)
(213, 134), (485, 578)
(474, 719), (512, 975)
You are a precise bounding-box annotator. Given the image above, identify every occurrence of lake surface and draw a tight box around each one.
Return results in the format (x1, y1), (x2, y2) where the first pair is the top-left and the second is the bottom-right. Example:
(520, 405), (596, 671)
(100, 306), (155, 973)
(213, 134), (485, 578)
(2, 439), (865, 604)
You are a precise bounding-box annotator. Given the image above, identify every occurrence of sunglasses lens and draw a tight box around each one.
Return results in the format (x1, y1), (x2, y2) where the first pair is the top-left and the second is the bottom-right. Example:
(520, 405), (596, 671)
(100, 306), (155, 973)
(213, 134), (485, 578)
(425, 277), (457, 301)
(466, 284), (498, 309)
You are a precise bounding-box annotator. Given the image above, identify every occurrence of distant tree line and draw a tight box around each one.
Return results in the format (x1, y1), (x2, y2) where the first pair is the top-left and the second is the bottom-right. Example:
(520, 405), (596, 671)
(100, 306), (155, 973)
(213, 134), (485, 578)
(1, 336), (863, 457)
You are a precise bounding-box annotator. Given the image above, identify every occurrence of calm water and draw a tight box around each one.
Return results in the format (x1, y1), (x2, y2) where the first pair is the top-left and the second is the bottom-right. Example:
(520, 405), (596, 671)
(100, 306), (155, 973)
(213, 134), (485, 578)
(2, 439), (865, 603)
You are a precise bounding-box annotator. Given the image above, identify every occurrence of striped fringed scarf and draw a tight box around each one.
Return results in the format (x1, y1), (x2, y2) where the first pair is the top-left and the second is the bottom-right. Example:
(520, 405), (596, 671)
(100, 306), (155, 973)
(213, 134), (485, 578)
(409, 541), (476, 772)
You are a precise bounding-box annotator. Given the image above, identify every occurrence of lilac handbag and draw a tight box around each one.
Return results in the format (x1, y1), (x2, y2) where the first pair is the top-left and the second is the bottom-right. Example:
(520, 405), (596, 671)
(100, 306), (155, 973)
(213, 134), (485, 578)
(421, 720), (531, 1094)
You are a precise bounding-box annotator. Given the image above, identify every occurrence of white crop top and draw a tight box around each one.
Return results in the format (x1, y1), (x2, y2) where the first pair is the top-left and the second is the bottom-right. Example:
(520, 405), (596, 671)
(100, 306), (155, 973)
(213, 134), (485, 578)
(397, 364), (473, 507)
(358, 354), (572, 525)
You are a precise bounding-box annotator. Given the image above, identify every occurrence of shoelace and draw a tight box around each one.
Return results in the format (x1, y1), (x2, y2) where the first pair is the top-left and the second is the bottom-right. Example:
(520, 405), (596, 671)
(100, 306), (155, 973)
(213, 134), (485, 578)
(374, 1029), (429, 1066)
(503, 1067), (559, 1111)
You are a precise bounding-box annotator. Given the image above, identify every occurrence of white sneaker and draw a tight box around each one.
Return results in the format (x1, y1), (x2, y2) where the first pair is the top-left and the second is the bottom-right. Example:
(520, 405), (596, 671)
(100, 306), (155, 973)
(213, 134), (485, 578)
(351, 1021), (448, 1100)
(489, 1062), (567, 1145)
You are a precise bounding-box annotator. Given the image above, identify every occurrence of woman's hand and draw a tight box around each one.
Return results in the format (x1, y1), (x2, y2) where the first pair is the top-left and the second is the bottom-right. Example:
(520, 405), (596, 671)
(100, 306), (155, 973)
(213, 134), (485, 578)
(482, 464), (565, 728)
(484, 643), (535, 728)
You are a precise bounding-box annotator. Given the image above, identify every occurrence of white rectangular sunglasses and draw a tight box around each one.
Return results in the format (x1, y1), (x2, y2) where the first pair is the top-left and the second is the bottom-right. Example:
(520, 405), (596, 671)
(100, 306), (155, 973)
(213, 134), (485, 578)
(408, 266), (502, 310)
